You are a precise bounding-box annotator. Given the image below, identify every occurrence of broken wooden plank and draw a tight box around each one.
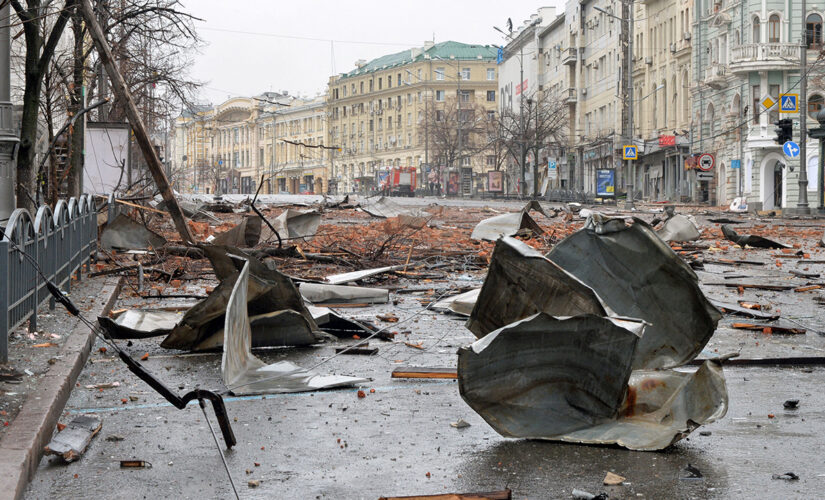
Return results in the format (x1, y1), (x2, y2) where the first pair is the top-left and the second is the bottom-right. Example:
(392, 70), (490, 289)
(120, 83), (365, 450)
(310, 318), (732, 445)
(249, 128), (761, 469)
(688, 356), (825, 366)
(794, 285), (823, 292)
(391, 367), (457, 379)
(379, 489), (512, 500)
(731, 323), (806, 334)
(44, 415), (102, 462)
(790, 269), (820, 279)
(707, 283), (795, 291)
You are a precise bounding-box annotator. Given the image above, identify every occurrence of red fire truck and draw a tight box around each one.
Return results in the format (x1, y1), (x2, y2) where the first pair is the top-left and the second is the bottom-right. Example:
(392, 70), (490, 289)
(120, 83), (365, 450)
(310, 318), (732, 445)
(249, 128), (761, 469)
(379, 166), (416, 197)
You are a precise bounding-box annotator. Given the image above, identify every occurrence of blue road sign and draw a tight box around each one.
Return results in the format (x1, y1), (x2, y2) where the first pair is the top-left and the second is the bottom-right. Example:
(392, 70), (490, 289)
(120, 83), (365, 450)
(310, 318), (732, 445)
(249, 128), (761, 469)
(218, 159), (223, 165)
(497, 46), (504, 64)
(780, 94), (798, 113)
(622, 145), (638, 160)
(783, 140), (800, 158)
(731, 159), (741, 169)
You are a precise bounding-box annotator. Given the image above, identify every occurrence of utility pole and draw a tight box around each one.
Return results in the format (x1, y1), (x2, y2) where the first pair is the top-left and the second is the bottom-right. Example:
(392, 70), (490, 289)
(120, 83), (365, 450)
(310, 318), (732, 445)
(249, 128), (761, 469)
(797, 0), (810, 213)
(626, 2), (635, 209)
(0, 1), (18, 221)
(519, 44), (525, 197)
(456, 68), (462, 198)
(80, 0), (194, 244)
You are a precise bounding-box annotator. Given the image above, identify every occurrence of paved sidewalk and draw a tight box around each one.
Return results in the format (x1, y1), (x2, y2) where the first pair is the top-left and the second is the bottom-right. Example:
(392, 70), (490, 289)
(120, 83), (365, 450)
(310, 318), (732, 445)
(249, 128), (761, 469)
(0, 274), (121, 500)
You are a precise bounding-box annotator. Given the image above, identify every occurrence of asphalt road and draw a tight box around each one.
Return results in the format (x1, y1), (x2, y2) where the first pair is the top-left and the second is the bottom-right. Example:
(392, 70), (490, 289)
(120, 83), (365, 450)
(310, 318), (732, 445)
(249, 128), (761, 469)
(23, 200), (825, 499)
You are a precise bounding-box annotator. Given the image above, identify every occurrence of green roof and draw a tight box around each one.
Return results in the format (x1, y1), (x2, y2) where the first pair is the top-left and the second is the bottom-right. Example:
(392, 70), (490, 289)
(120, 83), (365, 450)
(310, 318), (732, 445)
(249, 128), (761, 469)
(338, 41), (497, 80)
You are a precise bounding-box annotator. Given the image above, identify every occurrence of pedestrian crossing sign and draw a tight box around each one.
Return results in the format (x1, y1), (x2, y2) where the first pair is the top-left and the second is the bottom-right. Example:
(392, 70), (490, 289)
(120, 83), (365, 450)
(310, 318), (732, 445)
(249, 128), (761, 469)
(623, 145), (638, 160)
(779, 94), (798, 113)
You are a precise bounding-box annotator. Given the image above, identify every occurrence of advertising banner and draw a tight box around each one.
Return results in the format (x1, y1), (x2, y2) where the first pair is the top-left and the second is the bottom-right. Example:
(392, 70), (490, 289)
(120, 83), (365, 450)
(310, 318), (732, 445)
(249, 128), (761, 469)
(596, 168), (615, 197)
(487, 170), (504, 192)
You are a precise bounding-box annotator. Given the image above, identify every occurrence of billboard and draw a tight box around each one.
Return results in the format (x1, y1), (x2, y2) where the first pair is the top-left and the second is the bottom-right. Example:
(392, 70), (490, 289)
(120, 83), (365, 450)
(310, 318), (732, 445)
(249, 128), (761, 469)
(596, 168), (615, 197)
(83, 122), (131, 195)
(487, 170), (504, 192)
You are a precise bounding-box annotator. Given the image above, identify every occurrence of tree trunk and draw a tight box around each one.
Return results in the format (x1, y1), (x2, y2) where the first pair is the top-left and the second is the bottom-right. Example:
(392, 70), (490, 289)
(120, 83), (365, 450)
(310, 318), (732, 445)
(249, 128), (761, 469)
(67, 13), (85, 198)
(17, 49), (43, 213)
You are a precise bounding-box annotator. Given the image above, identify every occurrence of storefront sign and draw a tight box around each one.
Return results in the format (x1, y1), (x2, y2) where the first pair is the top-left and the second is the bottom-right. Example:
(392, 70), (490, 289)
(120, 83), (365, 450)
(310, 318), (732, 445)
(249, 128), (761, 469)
(595, 168), (615, 197)
(658, 135), (675, 146)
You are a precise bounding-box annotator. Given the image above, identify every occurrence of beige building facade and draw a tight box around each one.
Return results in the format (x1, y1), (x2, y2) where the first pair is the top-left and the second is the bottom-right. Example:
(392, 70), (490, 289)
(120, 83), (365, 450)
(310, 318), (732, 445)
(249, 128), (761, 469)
(326, 41), (498, 194)
(172, 92), (326, 195)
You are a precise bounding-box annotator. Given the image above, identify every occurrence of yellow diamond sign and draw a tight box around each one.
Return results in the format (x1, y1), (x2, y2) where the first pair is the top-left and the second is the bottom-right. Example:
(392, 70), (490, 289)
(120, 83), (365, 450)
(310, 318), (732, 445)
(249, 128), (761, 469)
(761, 95), (776, 110)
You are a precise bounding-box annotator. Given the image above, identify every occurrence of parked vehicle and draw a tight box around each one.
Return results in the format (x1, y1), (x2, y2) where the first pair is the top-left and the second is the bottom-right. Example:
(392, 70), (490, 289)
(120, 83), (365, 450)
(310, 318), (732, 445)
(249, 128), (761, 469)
(379, 166), (416, 197)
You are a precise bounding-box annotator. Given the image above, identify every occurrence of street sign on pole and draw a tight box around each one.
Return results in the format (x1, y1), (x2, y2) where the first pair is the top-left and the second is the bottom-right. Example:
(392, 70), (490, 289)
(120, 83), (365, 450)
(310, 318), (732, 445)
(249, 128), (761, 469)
(783, 140), (800, 158)
(780, 94), (799, 113)
(548, 159), (558, 180)
(697, 153), (715, 171)
(761, 95), (777, 110)
(622, 145), (637, 160)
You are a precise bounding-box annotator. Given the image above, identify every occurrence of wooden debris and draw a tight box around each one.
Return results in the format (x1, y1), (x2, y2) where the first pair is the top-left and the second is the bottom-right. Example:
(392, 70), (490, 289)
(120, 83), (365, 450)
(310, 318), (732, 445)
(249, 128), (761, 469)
(391, 367), (457, 379)
(604, 472), (626, 485)
(335, 347), (378, 355)
(793, 285), (822, 292)
(731, 323), (806, 334)
(44, 415), (102, 462)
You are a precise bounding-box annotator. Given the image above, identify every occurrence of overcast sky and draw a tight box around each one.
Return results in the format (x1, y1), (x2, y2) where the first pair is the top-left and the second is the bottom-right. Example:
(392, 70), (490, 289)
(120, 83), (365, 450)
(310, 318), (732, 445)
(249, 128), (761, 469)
(183, 1), (560, 105)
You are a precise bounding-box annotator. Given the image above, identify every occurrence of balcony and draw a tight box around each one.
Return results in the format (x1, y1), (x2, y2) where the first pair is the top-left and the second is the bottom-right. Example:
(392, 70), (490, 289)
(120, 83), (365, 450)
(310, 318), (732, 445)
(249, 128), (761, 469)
(703, 63), (728, 89)
(562, 47), (578, 66)
(729, 43), (801, 74)
(566, 87), (577, 104)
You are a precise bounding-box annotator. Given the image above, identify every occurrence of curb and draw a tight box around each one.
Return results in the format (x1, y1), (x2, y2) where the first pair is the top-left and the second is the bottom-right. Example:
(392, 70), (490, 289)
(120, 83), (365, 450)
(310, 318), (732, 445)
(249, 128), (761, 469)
(0, 275), (122, 500)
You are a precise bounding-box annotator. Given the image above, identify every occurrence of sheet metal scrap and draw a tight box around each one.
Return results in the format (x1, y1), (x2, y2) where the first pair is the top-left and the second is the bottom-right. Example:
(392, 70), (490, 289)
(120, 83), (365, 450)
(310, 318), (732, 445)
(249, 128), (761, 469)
(360, 196), (428, 218)
(458, 213), (728, 450)
(466, 237), (609, 338)
(432, 288), (480, 316)
(325, 265), (403, 285)
(100, 214), (167, 251)
(298, 282), (389, 304)
(161, 245), (322, 350)
(656, 208), (701, 243)
(98, 309), (185, 339)
(547, 214), (721, 370)
(470, 201), (546, 241)
(269, 208), (321, 240)
(721, 224), (790, 249)
(459, 313), (644, 438)
(222, 258), (367, 395)
(213, 215), (262, 247)
(195, 309), (318, 351)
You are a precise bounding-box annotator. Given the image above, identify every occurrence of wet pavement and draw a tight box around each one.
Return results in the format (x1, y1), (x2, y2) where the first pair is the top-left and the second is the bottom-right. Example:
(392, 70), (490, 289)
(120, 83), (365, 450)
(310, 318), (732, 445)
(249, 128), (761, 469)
(22, 199), (825, 499)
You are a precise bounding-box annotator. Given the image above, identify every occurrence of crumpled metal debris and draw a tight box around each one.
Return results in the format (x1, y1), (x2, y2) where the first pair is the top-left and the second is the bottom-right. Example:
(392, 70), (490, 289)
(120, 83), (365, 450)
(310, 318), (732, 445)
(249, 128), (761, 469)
(721, 224), (790, 249)
(324, 265), (403, 285)
(269, 209), (321, 240)
(360, 196), (429, 218)
(222, 259), (367, 395)
(470, 201), (547, 241)
(458, 214), (728, 450)
(466, 237), (609, 338)
(100, 214), (167, 251)
(195, 309), (318, 351)
(656, 207), (700, 242)
(298, 283), (389, 304)
(161, 245), (322, 350)
(432, 289), (480, 316)
(98, 309), (184, 339)
(547, 215), (721, 370)
(213, 215), (262, 247)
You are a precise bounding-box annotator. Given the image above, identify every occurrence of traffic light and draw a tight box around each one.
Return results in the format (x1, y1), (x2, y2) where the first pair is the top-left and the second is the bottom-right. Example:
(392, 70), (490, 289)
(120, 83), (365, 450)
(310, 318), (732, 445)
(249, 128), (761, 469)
(774, 118), (793, 145)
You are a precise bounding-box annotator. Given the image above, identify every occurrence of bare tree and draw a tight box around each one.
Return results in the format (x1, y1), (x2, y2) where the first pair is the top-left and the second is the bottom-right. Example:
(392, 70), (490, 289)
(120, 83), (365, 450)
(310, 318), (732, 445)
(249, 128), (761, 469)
(10, 0), (75, 212)
(498, 89), (568, 196)
(419, 96), (489, 193)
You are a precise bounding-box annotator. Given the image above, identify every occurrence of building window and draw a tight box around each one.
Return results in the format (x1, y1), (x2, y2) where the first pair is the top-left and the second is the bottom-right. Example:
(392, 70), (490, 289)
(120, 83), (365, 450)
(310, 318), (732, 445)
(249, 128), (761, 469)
(487, 68), (495, 80)
(436, 67), (445, 80)
(360, 81), (364, 93)
(487, 110), (495, 121)
(397, 73), (401, 86)
(461, 68), (471, 80)
(461, 156), (470, 166)
(487, 90), (496, 102)
(388, 116), (393, 129)
(486, 155), (495, 166)
(379, 77), (383, 90)
(378, 118), (383, 131)
(369, 80), (374, 92)
(459, 90), (470, 102)
(768, 14), (780, 43)
(809, 94), (824, 118)
(807, 14), (823, 48)
(752, 16), (760, 43)
(435, 90), (445, 101)
(436, 110), (445, 121)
